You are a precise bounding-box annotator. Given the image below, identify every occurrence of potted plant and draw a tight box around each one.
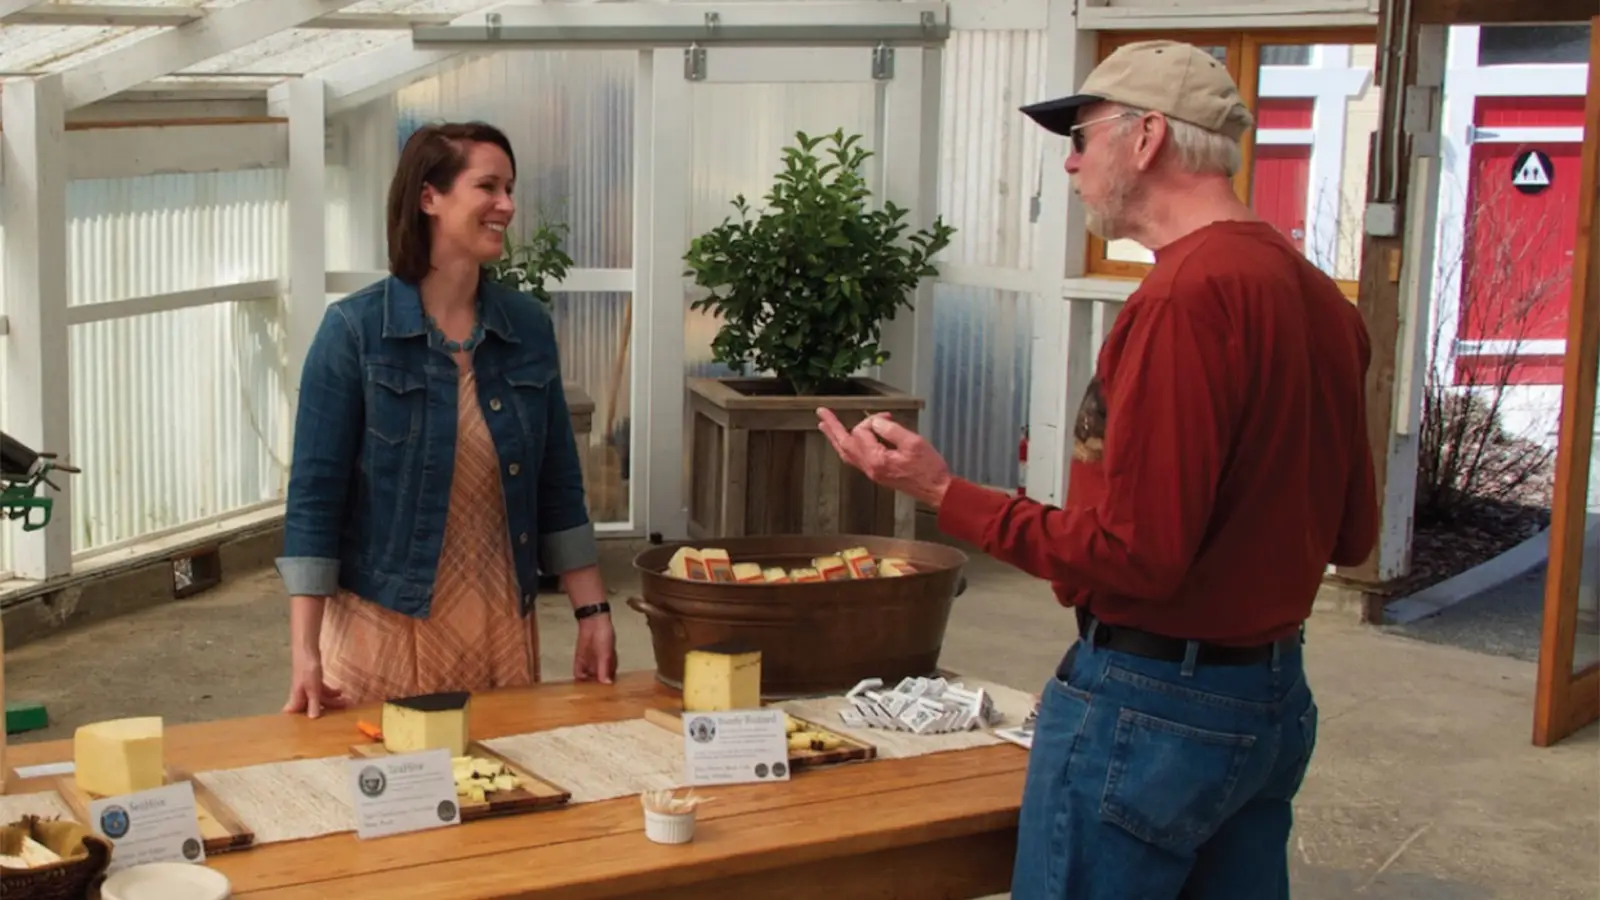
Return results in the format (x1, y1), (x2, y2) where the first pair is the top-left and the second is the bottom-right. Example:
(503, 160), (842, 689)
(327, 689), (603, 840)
(681, 129), (955, 539)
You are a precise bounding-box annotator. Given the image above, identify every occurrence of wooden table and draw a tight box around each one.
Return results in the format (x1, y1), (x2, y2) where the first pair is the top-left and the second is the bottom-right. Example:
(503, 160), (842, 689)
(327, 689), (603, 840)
(5, 672), (1026, 899)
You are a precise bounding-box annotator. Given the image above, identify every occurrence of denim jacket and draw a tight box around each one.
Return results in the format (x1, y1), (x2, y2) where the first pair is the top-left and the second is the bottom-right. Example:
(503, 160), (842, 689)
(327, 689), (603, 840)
(275, 274), (597, 618)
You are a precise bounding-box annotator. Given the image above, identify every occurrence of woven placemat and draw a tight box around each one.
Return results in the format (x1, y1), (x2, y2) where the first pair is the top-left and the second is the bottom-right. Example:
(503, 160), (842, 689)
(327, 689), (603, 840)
(193, 757), (355, 846)
(482, 719), (685, 804)
(0, 790), (74, 825)
(777, 676), (1037, 760)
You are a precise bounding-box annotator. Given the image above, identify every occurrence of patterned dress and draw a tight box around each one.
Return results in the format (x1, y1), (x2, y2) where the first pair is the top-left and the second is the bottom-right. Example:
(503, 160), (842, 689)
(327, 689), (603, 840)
(318, 349), (541, 705)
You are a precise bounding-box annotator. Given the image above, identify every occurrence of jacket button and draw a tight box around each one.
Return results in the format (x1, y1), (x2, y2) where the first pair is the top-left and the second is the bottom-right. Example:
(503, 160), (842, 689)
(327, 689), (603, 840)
(508, 463), (521, 476)
(519, 532), (529, 545)
(490, 398), (503, 411)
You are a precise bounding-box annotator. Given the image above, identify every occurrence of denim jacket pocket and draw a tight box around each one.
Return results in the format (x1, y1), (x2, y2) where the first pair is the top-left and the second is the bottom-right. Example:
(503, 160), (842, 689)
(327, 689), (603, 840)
(365, 362), (426, 445)
(502, 361), (559, 447)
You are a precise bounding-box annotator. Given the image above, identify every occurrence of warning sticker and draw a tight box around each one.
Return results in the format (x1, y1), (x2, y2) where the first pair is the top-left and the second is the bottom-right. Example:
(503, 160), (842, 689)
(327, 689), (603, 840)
(1511, 149), (1553, 195)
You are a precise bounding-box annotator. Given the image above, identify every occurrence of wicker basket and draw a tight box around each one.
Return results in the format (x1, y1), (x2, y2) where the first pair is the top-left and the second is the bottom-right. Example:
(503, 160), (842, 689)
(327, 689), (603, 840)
(0, 815), (113, 900)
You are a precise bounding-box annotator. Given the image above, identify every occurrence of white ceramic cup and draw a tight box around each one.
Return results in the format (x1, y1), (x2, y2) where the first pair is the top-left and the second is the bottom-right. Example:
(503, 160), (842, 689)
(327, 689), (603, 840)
(643, 808), (696, 844)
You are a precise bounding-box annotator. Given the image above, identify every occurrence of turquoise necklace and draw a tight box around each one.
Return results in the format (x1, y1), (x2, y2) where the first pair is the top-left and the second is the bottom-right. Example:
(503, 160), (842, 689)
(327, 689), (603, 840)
(425, 299), (486, 354)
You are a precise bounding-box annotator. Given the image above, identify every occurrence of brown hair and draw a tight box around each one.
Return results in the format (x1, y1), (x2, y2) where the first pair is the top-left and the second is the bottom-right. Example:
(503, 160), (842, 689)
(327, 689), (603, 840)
(386, 121), (518, 284)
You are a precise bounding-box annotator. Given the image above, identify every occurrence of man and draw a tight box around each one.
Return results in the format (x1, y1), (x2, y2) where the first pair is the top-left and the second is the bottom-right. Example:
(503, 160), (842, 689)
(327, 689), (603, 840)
(817, 40), (1377, 899)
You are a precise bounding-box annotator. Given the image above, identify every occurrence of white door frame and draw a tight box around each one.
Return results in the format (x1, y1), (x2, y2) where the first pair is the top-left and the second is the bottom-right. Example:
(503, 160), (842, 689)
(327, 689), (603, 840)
(637, 43), (942, 540)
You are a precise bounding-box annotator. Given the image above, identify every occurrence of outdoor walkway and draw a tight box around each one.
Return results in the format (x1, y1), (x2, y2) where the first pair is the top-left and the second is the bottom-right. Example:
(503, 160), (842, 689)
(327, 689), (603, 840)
(7, 547), (1597, 899)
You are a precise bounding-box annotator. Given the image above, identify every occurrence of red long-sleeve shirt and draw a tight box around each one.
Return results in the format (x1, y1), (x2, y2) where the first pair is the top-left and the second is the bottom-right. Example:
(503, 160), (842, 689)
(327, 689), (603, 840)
(939, 220), (1378, 646)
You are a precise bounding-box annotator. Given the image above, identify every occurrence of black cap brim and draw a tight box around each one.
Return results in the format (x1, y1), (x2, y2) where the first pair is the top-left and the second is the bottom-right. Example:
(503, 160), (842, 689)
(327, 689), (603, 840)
(1019, 94), (1103, 136)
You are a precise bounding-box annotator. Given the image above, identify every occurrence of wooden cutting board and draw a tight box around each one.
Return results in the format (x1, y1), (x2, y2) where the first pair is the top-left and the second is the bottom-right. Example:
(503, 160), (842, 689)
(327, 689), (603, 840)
(349, 742), (570, 821)
(55, 766), (255, 854)
(643, 706), (875, 769)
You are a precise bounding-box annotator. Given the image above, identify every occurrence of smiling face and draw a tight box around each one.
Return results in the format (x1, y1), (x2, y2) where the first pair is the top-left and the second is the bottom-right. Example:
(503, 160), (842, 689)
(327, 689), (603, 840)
(419, 140), (516, 265)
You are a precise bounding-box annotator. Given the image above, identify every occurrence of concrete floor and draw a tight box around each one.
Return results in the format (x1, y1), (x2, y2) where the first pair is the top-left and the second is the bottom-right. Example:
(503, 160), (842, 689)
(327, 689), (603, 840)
(1388, 562), (1600, 671)
(6, 546), (1598, 899)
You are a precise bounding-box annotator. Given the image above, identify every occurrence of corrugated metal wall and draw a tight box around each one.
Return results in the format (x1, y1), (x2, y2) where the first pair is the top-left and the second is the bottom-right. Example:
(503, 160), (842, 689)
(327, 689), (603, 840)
(66, 171), (290, 554)
(930, 29), (1048, 490)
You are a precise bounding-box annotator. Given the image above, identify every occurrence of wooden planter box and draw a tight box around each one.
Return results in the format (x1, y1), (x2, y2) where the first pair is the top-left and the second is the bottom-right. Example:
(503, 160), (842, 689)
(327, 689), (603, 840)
(686, 377), (924, 540)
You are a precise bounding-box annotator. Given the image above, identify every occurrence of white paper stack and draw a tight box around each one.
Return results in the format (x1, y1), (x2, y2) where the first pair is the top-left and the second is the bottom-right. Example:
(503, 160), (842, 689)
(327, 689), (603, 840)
(839, 676), (1005, 735)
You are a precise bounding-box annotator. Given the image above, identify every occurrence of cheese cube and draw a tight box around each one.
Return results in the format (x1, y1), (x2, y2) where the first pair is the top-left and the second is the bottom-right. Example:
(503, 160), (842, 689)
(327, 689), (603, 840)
(74, 717), (165, 797)
(382, 692), (471, 758)
(682, 643), (762, 711)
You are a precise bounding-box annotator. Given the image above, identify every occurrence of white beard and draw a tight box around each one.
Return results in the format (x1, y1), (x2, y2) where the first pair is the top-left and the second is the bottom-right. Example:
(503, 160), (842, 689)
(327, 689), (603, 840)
(1077, 163), (1138, 242)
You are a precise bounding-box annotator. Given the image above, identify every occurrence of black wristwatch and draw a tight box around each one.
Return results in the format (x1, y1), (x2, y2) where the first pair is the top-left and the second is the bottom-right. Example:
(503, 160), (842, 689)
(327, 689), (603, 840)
(573, 601), (611, 620)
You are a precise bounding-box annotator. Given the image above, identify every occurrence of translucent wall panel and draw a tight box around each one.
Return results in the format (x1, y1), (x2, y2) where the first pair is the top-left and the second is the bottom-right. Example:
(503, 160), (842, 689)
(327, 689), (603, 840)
(70, 301), (287, 554)
(549, 292), (632, 525)
(939, 29), (1049, 271)
(68, 171), (287, 306)
(930, 285), (1033, 490)
(62, 171), (289, 554)
(929, 30), (1046, 489)
(393, 51), (636, 269)
(685, 81), (880, 379)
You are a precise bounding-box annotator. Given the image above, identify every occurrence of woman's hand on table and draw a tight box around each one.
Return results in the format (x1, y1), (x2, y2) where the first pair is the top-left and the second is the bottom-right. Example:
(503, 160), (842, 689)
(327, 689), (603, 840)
(574, 613), (617, 684)
(283, 648), (348, 718)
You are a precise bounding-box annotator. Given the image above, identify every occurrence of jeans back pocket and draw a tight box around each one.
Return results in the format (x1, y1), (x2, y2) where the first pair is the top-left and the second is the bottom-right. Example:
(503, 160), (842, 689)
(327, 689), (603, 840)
(1100, 709), (1257, 855)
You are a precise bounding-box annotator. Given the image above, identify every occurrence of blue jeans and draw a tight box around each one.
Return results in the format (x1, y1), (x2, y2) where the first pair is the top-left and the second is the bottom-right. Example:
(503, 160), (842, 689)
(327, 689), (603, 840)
(1011, 630), (1318, 899)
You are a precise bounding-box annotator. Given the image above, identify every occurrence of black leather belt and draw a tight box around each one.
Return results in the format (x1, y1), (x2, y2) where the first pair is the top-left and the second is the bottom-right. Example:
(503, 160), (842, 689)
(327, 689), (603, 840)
(1075, 608), (1297, 666)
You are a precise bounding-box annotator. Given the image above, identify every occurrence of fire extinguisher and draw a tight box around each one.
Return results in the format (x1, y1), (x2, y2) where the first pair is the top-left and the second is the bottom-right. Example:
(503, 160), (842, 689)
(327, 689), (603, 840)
(1017, 426), (1029, 498)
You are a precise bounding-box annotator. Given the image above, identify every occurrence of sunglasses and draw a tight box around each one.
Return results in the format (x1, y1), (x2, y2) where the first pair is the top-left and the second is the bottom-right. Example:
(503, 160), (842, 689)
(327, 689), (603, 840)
(1068, 111), (1142, 154)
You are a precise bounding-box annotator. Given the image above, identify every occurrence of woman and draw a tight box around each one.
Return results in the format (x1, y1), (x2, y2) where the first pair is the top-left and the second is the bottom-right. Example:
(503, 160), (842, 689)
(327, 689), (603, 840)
(276, 121), (617, 717)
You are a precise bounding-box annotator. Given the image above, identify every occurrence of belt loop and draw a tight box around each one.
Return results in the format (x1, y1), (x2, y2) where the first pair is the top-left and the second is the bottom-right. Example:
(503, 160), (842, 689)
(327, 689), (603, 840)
(1086, 619), (1101, 652)
(1180, 641), (1198, 677)
(1271, 640), (1282, 673)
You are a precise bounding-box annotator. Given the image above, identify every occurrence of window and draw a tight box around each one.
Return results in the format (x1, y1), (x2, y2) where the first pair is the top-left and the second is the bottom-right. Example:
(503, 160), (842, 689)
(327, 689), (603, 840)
(1085, 29), (1379, 300)
(1477, 25), (1590, 67)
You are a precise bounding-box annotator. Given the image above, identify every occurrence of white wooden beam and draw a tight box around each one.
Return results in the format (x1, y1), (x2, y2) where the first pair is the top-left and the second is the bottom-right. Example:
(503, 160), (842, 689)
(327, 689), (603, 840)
(268, 40), (472, 117)
(637, 48), (690, 540)
(878, 46), (941, 407)
(1025, 0), (1095, 505)
(65, 122), (287, 180)
(3, 4), (452, 29)
(1075, 0), (1378, 30)
(59, 0), (366, 111)
(0, 1), (43, 20)
(1, 75), (74, 580)
(285, 78), (328, 410)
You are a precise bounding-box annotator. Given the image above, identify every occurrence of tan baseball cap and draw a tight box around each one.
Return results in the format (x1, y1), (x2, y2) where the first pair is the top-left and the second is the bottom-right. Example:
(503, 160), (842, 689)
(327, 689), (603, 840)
(1021, 40), (1255, 141)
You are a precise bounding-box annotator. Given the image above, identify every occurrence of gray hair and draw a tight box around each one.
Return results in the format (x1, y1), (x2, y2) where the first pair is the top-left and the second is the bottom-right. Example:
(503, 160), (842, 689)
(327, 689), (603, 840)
(1115, 105), (1242, 177)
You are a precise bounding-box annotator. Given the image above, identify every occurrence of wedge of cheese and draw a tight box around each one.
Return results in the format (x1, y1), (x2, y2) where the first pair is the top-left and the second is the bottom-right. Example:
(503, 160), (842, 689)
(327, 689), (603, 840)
(382, 692), (471, 758)
(682, 643), (762, 711)
(74, 717), (165, 797)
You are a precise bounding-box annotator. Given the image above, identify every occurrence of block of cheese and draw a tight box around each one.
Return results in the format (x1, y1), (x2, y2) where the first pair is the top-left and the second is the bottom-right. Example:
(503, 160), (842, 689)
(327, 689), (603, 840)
(74, 717), (165, 797)
(879, 558), (917, 577)
(840, 546), (878, 579)
(382, 692), (471, 757)
(761, 567), (791, 584)
(731, 562), (764, 584)
(682, 643), (762, 711)
(666, 547), (709, 581)
(701, 548), (735, 582)
(813, 555), (850, 581)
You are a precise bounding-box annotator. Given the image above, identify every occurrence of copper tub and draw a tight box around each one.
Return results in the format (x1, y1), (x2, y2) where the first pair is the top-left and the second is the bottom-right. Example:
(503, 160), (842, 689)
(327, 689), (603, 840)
(628, 534), (969, 698)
